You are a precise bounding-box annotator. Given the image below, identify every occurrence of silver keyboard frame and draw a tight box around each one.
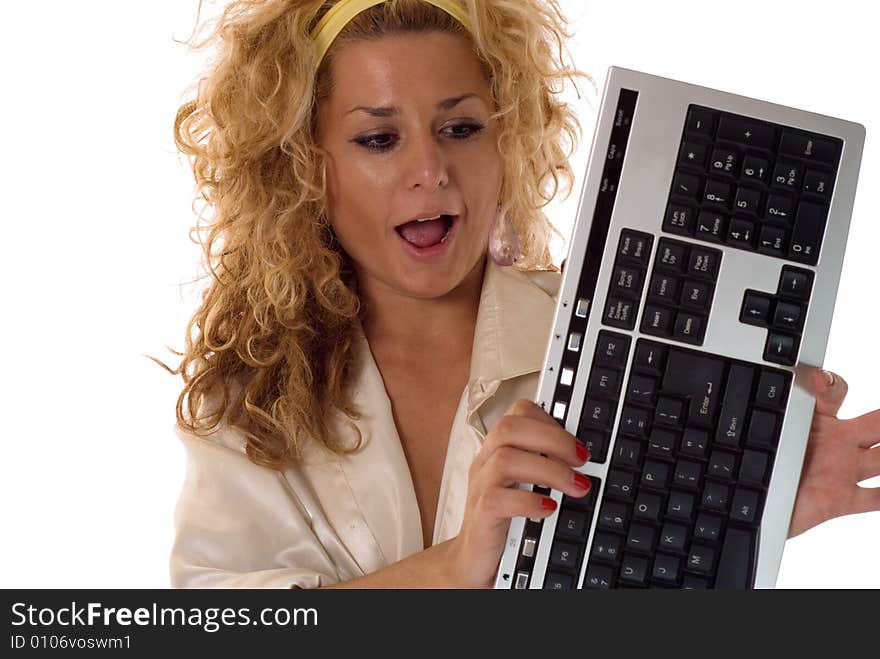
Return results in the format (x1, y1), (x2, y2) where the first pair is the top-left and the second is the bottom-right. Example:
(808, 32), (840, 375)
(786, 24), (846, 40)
(495, 66), (865, 590)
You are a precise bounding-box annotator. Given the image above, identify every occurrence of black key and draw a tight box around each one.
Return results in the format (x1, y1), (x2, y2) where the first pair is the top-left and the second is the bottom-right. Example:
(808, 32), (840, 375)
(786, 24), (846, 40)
(757, 225), (788, 257)
(681, 426), (710, 458)
(633, 490), (664, 523)
(739, 450), (770, 487)
(659, 522), (689, 553)
(718, 116), (776, 150)
(701, 481), (730, 513)
(647, 428), (678, 458)
(618, 406), (651, 438)
(544, 572), (574, 590)
(662, 349), (726, 427)
(648, 273), (681, 304)
(605, 469), (636, 502)
(695, 210), (727, 242)
(673, 459), (703, 490)
(726, 217), (756, 248)
(682, 575), (709, 589)
(612, 438), (643, 469)
(686, 107), (716, 138)
(666, 491), (695, 522)
(686, 247), (721, 281)
(772, 301), (803, 333)
(730, 487), (762, 525)
(703, 179), (732, 207)
(657, 241), (688, 272)
(765, 193), (796, 225)
(789, 200), (827, 265)
(733, 186), (762, 216)
(611, 265), (644, 296)
(618, 231), (652, 265)
(576, 428), (609, 463)
(581, 398), (613, 430)
(779, 131), (838, 166)
(563, 483), (598, 512)
(746, 410), (780, 450)
(741, 154), (771, 183)
(626, 374), (657, 406)
(634, 341), (667, 375)
(672, 172), (702, 199)
(595, 331), (631, 367)
(641, 304), (675, 337)
(715, 364), (755, 450)
(604, 296), (637, 329)
(626, 523), (657, 554)
(619, 554), (650, 586)
(803, 169), (833, 197)
(641, 460), (670, 490)
(771, 160), (802, 191)
(549, 540), (580, 570)
(679, 280), (711, 311)
(556, 510), (588, 539)
(588, 367), (621, 397)
(764, 332), (798, 365)
(590, 532), (623, 563)
(714, 527), (755, 589)
(741, 291), (772, 326)
(679, 141), (708, 169)
(686, 544), (716, 575)
(655, 397), (684, 428)
(694, 513), (724, 542)
(664, 204), (696, 236)
(709, 147), (739, 175)
(756, 370), (788, 409)
(673, 311), (706, 345)
(583, 564), (615, 589)
(652, 554), (681, 584)
(708, 450), (737, 480)
(778, 267), (813, 301)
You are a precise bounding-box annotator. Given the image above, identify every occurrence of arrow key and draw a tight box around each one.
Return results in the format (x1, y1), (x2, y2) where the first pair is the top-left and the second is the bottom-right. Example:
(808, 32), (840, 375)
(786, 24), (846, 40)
(741, 291), (773, 326)
(772, 301), (803, 332)
(764, 332), (798, 366)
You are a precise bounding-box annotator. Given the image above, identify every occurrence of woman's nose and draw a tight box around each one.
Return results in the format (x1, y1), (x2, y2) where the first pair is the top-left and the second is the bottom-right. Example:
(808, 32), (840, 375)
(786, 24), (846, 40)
(405, 134), (450, 190)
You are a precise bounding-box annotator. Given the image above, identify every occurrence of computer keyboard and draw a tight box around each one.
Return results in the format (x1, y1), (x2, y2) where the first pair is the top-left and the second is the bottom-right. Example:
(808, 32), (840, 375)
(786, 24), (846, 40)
(494, 67), (865, 589)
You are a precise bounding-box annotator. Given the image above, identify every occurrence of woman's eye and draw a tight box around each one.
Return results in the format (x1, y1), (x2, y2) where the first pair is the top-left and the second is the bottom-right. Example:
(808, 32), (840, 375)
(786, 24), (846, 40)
(353, 123), (485, 152)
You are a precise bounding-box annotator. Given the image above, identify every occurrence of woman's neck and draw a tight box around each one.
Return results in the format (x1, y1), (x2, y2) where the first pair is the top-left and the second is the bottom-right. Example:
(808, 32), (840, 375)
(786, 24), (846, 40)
(359, 257), (485, 357)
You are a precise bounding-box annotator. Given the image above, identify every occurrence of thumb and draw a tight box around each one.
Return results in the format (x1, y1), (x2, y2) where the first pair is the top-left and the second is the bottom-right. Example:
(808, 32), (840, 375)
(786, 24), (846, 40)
(812, 369), (848, 417)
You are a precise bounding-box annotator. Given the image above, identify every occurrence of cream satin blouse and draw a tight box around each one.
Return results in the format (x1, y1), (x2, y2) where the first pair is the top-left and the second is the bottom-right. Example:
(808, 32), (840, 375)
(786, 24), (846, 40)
(169, 260), (561, 588)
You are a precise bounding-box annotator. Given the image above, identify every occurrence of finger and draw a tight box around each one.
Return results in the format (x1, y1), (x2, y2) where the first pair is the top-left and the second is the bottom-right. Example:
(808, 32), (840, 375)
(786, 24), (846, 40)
(505, 398), (560, 425)
(473, 415), (586, 472)
(853, 485), (880, 515)
(479, 446), (591, 499)
(476, 486), (561, 520)
(858, 447), (880, 482)
(812, 369), (848, 417)
(847, 409), (880, 449)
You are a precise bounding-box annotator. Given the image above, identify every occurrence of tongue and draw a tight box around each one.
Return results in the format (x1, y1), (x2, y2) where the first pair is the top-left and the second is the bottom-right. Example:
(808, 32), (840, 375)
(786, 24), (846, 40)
(398, 218), (448, 248)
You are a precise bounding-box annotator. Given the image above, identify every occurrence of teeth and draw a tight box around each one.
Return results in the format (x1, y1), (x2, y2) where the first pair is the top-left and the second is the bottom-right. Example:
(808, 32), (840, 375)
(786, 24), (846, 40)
(416, 214), (444, 223)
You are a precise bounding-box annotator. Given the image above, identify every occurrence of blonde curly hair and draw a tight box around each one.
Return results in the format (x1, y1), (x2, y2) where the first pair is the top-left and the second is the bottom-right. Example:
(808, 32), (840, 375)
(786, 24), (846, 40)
(159, 0), (591, 469)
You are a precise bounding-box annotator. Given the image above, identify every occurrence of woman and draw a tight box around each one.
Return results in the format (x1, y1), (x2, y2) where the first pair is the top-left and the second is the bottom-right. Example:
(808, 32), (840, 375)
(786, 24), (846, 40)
(163, 0), (880, 588)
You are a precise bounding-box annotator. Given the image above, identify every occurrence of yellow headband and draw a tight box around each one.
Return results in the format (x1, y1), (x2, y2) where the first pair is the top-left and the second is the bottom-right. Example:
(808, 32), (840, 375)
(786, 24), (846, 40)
(311, 0), (472, 66)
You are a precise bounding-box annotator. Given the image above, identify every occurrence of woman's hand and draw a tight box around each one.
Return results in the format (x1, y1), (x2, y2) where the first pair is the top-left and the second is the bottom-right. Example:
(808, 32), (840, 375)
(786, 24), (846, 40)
(788, 369), (880, 538)
(447, 399), (591, 588)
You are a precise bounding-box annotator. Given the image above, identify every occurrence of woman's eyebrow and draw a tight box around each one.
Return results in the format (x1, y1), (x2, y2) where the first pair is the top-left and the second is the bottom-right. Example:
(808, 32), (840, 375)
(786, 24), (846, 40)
(346, 92), (481, 117)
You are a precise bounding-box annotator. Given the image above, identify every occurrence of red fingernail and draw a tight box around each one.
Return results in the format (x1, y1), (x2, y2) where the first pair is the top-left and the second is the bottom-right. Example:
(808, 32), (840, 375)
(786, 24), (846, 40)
(541, 497), (557, 511)
(573, 472), (591, 491)
(575, 442), (590, 463)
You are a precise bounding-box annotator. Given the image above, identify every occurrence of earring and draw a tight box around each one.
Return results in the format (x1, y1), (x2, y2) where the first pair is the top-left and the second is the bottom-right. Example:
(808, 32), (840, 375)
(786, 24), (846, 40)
(488, 207), (522, 267)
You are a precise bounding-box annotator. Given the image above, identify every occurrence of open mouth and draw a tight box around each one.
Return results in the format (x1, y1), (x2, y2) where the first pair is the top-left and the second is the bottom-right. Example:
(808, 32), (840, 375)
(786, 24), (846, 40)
(395, 214), (457, 249)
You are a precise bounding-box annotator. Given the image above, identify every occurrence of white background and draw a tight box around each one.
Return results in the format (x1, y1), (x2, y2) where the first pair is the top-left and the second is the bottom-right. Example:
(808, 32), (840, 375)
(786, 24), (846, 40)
(0, 0), (876, 588)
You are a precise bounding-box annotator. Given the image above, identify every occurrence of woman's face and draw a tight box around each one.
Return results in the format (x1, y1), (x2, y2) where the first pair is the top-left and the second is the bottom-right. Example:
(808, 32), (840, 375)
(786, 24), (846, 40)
(316, 31), (502, 301)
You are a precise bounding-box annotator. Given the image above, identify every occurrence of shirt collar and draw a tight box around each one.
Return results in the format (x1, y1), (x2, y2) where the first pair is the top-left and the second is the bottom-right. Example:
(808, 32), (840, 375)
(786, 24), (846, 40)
(465, 258), (559, 413)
